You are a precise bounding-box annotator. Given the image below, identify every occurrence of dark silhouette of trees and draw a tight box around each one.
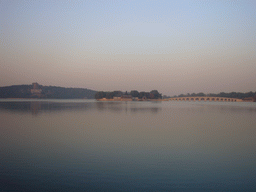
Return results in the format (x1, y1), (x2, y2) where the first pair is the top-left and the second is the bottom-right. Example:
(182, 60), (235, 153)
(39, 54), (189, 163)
(130, 90), (139, 97)
(95, 91), (106, 99)
(0, 84), (97, 99)
(94, 90), (162, 99)
(0, 85), (32, 98)
(174, 91), (256, 99)
(150, 90), (162, 99)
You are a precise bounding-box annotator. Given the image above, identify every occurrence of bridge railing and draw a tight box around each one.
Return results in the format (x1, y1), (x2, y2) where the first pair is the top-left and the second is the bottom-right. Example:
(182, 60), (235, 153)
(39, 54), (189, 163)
(168, 97), (243, 102)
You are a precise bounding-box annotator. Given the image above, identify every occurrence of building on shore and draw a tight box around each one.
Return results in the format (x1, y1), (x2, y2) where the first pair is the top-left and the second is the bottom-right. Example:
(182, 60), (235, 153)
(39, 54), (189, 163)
(113, 97), (121, 101)
(31, 82), (42, 97)
(121, 95), (132, 101)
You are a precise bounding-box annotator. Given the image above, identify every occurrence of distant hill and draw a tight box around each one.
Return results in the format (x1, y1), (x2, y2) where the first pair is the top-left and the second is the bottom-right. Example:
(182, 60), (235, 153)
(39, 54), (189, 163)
(0, 83), (97, 99)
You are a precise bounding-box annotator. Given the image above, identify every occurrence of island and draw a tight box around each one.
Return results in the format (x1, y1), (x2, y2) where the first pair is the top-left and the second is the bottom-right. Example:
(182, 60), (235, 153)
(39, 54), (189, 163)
(95, 90), (163, 101)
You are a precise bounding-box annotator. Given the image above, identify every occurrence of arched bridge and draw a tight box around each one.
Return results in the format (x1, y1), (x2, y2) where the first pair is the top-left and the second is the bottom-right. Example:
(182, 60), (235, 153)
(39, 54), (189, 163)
(168, 97), (243, 102)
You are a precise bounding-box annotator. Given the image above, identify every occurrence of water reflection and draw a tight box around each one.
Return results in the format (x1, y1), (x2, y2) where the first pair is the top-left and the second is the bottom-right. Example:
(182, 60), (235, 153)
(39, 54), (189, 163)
(96, 101), (161, 113)
(0, 100), (256, 191)
(0, 101), (93, 115)
(30, 101), (41, 115)
(0, 100), (163, 114)
(172, 102), (256, 113)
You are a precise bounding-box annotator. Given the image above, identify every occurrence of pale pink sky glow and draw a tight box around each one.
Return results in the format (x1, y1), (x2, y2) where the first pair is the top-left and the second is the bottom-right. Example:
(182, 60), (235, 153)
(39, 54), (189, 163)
(0, 0), (255, 96)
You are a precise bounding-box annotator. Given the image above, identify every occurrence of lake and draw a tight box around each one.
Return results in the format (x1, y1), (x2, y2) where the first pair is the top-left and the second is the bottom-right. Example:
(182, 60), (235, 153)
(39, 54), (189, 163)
(0, 99), (256, 191)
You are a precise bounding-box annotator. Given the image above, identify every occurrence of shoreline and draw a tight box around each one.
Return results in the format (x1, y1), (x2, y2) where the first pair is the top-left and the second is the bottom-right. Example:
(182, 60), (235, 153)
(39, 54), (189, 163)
(96, 98), (168, 101)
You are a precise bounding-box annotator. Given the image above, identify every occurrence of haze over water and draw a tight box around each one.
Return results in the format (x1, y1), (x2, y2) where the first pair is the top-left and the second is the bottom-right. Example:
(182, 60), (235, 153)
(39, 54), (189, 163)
(1, 100), (256, 191)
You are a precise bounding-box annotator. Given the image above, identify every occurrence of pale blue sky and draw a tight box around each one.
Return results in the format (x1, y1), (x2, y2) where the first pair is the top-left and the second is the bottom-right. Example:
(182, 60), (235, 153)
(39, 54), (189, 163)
(1, 0), (255, 95)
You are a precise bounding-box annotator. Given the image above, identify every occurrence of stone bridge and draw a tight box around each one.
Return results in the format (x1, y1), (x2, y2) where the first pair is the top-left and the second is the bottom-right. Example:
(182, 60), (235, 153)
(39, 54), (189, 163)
(168, 97), (243, 102)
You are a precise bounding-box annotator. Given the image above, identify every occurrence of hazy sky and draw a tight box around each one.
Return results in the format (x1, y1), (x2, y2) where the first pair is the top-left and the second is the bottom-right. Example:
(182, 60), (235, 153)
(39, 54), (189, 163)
(1, 0), (255, 96)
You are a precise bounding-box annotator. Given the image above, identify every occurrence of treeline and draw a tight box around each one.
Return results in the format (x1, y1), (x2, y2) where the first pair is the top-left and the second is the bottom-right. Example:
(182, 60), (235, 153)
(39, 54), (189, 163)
(0, 84), (97, 99)
(174, 91), (256, 99)
(42, 86), (97, 99)
(0, 85), (33, 98)
(95, 90), (162, 99)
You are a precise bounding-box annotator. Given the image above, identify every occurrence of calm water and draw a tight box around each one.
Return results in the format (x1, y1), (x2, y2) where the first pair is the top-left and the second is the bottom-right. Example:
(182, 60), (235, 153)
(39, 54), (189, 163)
(0, 99), (256, 192)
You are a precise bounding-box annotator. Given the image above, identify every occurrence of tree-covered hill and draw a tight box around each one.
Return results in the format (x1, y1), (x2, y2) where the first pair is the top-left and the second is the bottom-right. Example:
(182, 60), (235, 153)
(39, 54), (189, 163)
(0, 84), (97, 99)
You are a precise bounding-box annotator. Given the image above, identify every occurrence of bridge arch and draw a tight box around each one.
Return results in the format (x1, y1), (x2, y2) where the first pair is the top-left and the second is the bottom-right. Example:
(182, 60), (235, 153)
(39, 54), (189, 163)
(168, 97), (242, 102)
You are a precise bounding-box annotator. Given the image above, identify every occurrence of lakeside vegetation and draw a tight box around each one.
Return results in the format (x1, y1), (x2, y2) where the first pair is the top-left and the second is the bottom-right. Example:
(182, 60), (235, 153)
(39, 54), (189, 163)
(95, 90), (162, 100)
(0, 84), (97, 99)
(173, 92), (256, 100)
(172, 92), (256, 102)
